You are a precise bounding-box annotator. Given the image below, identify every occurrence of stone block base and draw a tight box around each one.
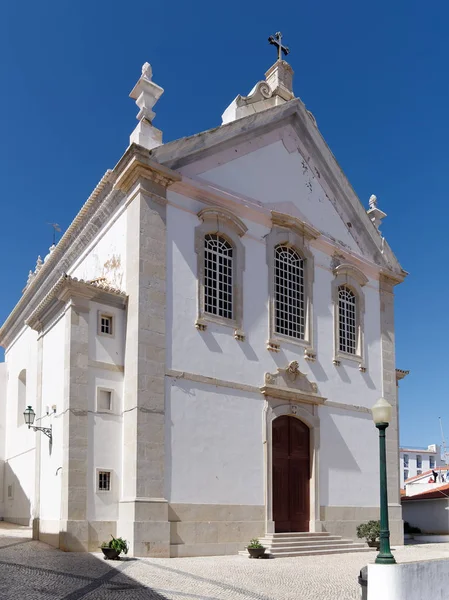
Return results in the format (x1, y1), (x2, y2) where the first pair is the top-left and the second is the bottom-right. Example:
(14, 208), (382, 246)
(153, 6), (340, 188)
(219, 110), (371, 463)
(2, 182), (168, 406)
(169, 503), (265, 557)
(320, 505), (404, 546)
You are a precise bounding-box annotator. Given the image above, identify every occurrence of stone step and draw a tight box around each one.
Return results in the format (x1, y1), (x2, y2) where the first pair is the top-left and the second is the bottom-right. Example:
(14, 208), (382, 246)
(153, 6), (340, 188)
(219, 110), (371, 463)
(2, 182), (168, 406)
(264, 531), (330, 538)
(268, 546), (373, 558)
(268, 542), (367, 553)
(261, 539), (360, 549)
(259, 536), (344, 545)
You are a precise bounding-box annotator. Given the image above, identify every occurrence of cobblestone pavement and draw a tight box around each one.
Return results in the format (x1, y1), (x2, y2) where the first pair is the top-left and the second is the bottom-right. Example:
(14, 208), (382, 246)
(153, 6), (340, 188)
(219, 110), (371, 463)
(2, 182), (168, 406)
(2, 524), (449, 599)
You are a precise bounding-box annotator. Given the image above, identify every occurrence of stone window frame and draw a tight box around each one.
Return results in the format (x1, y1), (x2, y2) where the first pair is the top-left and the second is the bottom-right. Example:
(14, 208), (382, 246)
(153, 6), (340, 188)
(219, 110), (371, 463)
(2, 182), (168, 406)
(194, 207), (247, 340)
(96, 468), (112, 493)
(97, 311), (114, 338)
(266, 220), (316, 358)
(331, 263), (368, 368)
(96, 387), (114, 413)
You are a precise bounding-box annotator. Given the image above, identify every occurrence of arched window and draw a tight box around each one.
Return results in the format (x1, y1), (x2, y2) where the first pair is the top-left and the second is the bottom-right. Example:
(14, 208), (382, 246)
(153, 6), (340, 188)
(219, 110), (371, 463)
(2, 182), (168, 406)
(332, 263), (367, 368)
(17, 369), (27, 427)
(274, 245), (305, 339)
(204, 234), (234, 320)
(338, 285), (357, 354)
(195, 208), (247, 336)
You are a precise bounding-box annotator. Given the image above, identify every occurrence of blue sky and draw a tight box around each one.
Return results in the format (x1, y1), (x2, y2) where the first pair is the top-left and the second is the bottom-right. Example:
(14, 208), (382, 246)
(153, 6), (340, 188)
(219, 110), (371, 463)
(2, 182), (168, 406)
(1, 1), (447, 448)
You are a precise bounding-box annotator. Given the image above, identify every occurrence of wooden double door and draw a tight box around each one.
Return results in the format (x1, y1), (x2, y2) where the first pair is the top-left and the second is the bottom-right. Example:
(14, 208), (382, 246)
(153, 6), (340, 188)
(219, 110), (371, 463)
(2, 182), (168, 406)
(272, 416), (310, 532)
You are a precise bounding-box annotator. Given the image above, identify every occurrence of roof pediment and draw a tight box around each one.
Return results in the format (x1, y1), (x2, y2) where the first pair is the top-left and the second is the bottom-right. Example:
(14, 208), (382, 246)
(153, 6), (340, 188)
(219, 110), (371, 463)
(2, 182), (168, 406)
(151, 100), (405, 279)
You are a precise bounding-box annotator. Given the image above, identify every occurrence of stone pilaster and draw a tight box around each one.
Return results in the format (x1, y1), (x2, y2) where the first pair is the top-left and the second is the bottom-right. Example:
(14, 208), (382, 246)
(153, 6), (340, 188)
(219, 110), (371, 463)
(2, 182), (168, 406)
(379, 274), (403, 545)
(32, 336), (43, 539)
(118, 177), (170, 557)
(59, 298), (90, 552)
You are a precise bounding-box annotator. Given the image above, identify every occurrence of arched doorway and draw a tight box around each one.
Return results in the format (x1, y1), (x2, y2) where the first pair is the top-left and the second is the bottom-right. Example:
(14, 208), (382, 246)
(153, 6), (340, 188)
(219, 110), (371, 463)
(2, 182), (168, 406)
(272, 415), (310, 532)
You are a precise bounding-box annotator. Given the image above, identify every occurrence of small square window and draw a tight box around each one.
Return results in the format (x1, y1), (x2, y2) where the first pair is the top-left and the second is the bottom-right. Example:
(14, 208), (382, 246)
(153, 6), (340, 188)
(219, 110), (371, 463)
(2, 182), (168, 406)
(99, 314), (113, 336)
(97, 389), (112, 412)
(97, 470), (111, 492)
(417, 469), (422, 476)
(7, 484), (13, 499)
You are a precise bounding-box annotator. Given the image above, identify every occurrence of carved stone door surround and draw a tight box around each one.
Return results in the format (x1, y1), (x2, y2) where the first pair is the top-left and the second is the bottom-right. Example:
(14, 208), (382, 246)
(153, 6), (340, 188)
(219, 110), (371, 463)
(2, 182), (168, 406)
(261, 361), (323, 534)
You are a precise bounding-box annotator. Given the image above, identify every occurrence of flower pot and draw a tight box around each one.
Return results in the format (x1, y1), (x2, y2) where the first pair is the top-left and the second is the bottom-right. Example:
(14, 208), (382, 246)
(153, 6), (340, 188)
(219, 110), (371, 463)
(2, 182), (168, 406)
(367, 540), (380, 550)
(247, 547), (266, 558)
(101, 547), (120, 560)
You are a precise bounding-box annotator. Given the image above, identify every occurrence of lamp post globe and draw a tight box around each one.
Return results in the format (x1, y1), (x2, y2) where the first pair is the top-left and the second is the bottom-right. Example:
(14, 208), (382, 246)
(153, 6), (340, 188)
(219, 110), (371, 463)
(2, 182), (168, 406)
(23, 406), (36, 429)
(372, 397), (396, 565)
(372, 397), (392, 426)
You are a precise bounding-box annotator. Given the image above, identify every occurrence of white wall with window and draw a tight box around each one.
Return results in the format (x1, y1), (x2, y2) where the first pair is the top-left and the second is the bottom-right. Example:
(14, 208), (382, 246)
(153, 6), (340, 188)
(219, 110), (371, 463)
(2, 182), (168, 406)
(400, 446), (444, 488)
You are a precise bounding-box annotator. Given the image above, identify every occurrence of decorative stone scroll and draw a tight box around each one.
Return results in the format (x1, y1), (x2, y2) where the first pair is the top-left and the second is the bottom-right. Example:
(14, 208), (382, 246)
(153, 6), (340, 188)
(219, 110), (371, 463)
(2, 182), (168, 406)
(261, 361), (324, 405)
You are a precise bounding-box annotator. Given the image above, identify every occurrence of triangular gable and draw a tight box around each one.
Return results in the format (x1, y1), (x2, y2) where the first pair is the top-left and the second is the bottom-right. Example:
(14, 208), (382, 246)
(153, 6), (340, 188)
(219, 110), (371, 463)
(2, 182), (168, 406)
(152, 100), (405, 277)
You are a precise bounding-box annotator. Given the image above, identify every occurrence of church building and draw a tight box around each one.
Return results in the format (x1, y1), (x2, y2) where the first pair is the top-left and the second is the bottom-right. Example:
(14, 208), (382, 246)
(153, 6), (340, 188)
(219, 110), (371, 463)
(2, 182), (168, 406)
(0, 39), (407, 557)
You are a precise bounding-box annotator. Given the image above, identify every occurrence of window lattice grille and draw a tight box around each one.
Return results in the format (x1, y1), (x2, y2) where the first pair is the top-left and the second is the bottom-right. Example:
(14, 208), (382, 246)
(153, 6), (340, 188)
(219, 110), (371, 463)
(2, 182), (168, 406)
(274, 245), (305, 339)
(98, 471), (111, 491)
(100, 315), (112, 335)
(338, 285), (357, 354)
(204, 234), (233, 320)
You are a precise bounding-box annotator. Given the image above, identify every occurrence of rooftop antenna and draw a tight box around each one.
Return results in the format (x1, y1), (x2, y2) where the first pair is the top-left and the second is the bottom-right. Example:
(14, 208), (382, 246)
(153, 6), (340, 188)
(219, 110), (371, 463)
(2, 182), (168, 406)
(47, 222), (61, 245)
(439, 417), (448, 465)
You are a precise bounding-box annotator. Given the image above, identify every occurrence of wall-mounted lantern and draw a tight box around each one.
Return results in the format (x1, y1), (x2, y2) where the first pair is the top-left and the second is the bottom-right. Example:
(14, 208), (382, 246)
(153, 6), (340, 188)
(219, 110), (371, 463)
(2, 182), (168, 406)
(23, 406), (52, 441)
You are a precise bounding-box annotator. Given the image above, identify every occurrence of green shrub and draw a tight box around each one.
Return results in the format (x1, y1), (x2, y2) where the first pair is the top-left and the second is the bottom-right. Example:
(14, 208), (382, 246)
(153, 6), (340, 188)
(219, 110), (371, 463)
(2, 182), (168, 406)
(356, 520), (380, 543)
(247, 538), (264, 549)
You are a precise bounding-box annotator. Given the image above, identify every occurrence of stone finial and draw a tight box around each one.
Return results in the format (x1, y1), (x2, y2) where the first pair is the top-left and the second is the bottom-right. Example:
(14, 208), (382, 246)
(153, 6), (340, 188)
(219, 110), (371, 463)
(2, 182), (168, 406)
(129, 62), (164, 150)
(367, 194), (387, 232)
(44, 244), (56, 263)
(27, 270), (34, 285)
(34, 255), (43, 274)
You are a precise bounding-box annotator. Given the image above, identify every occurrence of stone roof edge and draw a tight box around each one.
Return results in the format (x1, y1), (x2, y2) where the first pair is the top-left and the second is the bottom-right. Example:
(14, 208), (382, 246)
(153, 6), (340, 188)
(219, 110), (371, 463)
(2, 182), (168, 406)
(0, 143), (181, 350)
(26, 275), (127, 331)
(0, 169), (116, 347)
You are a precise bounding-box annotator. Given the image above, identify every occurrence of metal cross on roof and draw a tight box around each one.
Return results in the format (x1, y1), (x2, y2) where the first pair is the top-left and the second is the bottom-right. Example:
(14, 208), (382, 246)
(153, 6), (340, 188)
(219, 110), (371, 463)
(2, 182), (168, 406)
(268, 32), (290, 61)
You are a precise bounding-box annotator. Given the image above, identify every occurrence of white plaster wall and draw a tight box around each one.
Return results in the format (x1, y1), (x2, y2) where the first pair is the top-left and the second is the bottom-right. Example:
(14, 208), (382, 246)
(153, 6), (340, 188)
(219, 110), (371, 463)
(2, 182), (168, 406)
(166, 200), (383, 411)
(166, 380), (264, 505)
(165, 179), (388, 511)
(39, 315), (65, 522)
(368, 560), (449, 600)
(88, 302), (126, 366)
(319, 406), (379, 507)
(2, 327), (38, 524)
(87, 301), (123, 521)
(87, 369), (123, 521)
(0, 362), (6, 516)
(70, 207), (127, 291)
(198, 140), (361, 254)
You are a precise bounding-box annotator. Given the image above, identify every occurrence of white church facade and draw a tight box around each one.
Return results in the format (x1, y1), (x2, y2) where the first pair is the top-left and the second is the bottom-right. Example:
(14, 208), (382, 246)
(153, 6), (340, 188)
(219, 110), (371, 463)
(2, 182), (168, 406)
(0, 54), (407, 557)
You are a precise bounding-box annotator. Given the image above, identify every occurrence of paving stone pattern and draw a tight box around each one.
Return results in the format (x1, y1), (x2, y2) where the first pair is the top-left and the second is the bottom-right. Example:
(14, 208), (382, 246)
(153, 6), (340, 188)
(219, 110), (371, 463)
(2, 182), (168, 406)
(1, 524), (449, 599)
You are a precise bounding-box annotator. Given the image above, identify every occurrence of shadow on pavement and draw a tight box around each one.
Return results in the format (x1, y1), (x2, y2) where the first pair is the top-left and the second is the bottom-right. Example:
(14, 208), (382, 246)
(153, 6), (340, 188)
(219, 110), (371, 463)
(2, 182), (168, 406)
(0, 539), (173, 599)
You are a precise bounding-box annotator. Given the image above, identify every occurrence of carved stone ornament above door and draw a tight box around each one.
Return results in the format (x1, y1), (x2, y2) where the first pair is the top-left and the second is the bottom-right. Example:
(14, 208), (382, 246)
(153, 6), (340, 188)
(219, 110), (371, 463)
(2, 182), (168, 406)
(261, 361), (325, 405)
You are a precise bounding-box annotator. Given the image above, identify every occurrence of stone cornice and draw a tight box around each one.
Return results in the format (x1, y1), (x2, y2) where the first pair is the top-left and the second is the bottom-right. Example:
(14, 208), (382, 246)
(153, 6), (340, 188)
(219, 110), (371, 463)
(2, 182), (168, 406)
(396, 368), (410, 382)
(114, 143), (181, 194)
(26, 275), (127, 332)
(0, 144), (181, 350)
(0, 170), (119, 349)
(271, 210), (320, 240)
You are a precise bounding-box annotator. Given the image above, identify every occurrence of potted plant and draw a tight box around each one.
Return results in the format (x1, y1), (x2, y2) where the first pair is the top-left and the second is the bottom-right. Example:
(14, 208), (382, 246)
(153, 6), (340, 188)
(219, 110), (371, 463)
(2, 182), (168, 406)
(356, 520), (380, 549)
(101, 535), (129, 560)
(247, 538), (266, 558)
